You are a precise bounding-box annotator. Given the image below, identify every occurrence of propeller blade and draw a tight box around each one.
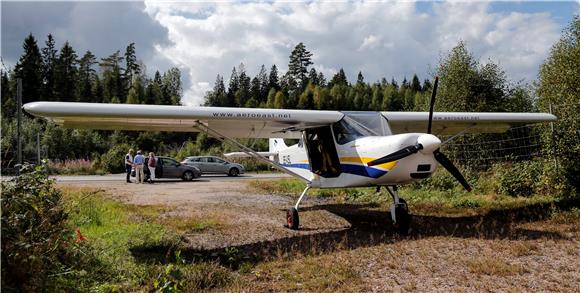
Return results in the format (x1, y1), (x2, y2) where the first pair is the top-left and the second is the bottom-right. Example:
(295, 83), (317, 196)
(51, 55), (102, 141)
(367, 144), (423, 166)
(427, 76), (439, 134)
(433, 150), (472, 191)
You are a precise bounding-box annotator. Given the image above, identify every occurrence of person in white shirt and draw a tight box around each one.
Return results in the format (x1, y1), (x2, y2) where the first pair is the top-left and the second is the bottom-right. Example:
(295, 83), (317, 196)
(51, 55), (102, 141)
(125, 149), (134, 183)
(147, 152), (157, 184)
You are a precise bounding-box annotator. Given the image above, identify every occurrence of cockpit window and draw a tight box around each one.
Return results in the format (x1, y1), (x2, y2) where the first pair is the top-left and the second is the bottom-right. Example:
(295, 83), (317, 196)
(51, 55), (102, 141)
(333, 116), (376, 144)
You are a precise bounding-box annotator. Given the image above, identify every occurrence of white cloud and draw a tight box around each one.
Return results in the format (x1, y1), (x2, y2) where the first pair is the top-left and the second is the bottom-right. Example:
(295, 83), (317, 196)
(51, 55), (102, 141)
(143, 1), (561, 106)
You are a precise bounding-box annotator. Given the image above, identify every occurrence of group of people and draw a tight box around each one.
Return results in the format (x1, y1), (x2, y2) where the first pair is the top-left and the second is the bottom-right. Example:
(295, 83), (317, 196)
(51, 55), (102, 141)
(124, 148), (157, 184)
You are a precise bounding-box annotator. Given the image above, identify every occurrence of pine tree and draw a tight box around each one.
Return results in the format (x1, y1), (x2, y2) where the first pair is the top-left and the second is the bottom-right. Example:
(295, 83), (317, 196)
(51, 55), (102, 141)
(77, 51), (97, 102)
(100, 51), (124, 103)
(41, 34), (57, 101)
(257, 65), (269, 103)
(411, 74), (421, 92)
(273, 91), (286, 109)
(53, 42), (78, 102)
(124, 43), (140, 88)
(317, 72), (326, 87)
(1, 70), (15, 118)
(288, 42), (313, 90)
(235, 63), (251, 107)
(308, 68), (319, 86)
(14, 34), (43, 104)
(328, 68), (348, 88)
(227, 67), (239, 107)
(268, 65), (279, 90)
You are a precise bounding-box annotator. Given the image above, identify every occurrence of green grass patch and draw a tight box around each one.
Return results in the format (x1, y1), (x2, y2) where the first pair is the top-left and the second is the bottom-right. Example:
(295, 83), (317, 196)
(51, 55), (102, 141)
(58, 186), (234, 291)
(250, 178), (563, 216)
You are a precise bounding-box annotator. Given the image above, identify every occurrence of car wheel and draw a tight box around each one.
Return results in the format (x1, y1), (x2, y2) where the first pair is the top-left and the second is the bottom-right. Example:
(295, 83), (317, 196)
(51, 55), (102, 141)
(182, 170), (194, 181)
(228, 167), (239, 177)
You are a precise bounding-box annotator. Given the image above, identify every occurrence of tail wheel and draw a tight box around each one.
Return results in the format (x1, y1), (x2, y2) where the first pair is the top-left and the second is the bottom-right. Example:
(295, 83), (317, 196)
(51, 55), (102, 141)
(228, 167), (239, 177)
(286, 207), (299, 230)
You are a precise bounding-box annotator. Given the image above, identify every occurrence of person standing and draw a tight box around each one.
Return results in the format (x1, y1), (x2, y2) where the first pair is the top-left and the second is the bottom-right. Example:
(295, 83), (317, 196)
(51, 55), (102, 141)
(125, 149), (134, 183)
(133, 150), (146, 184)
(147, 152), (157, 184)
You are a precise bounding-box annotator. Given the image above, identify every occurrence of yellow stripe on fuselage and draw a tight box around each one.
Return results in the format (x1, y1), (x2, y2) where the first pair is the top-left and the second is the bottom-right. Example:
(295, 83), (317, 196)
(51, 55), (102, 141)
(340, 157), (398, 170)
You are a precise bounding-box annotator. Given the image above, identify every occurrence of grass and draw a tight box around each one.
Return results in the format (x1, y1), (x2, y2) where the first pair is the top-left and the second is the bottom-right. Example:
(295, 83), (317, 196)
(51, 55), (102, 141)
(249, 254), (361, 292)
(249, 178), (562, 216)
(58, 186), (234, 291)
(466, 257), (526, 276)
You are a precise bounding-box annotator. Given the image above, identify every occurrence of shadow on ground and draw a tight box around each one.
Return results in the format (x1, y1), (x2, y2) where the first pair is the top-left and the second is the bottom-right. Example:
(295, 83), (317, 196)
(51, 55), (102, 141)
(130, 197), (579, 267)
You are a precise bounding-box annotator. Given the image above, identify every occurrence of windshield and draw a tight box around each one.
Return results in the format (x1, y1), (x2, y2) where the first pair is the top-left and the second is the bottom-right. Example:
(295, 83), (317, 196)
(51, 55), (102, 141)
(333, 117), (375, 144)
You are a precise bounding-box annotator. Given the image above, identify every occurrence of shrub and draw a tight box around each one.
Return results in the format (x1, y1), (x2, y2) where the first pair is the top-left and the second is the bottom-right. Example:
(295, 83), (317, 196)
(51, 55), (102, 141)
(47, 159), (97, 175)
(98, 143), (132, 173)
(493, 160), (541, 197)
(1, 164), (73, 291)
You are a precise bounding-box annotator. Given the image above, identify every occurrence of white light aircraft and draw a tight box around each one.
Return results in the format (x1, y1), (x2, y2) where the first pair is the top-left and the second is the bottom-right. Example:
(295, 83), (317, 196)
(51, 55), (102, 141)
(23, 78), (556, 233)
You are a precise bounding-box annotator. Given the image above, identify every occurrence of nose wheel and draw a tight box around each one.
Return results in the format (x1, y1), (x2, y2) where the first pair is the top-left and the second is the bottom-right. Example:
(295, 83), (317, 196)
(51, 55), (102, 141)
(385, 186), (411, 235)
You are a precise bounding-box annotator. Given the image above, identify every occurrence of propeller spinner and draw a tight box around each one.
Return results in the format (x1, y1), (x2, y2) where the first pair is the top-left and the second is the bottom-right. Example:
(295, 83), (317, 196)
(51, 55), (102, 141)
(367, 77), (472, 191)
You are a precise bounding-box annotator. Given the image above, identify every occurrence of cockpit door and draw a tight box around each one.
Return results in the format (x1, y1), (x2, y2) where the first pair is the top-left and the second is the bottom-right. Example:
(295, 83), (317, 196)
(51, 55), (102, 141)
(304, 126), (342, 178)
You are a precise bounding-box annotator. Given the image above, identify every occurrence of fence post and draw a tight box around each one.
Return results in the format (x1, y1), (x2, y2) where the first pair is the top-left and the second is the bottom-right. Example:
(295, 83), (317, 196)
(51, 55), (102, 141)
(16, 78), (22, 175)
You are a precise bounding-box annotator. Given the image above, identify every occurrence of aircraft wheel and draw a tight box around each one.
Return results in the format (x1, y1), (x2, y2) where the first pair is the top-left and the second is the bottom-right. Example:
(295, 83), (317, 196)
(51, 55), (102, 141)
(286, 207), (299, 230)
(393, 200), (410, 235)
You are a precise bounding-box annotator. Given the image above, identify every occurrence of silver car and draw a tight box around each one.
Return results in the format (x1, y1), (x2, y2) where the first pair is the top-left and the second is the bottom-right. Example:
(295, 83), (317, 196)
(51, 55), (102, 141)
(181, 156), (245, 177)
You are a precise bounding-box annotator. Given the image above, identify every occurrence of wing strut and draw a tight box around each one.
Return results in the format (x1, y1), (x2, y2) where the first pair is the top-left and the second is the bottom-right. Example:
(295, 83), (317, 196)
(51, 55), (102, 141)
(192, 121), (311, 183)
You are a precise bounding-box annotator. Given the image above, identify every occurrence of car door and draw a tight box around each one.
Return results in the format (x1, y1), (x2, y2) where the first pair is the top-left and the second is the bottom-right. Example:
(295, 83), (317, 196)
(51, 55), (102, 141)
(213, 158), (228, 174)
(205, 157), (222, 173)
(163, 158), (181, 177)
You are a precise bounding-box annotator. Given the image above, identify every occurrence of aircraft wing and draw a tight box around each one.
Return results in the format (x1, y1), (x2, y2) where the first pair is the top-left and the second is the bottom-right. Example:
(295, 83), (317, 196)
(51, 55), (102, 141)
(23, 102), (344, 139)
(383, 112), (556, 135)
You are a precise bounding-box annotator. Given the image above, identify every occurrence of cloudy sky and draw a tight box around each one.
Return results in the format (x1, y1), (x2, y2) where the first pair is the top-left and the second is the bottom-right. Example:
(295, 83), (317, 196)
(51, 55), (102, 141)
(2, 1), (578, 106)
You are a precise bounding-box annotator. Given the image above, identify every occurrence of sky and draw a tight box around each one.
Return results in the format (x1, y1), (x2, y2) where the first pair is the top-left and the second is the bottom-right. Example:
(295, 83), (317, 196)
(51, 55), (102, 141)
(1, 1), (578, 106)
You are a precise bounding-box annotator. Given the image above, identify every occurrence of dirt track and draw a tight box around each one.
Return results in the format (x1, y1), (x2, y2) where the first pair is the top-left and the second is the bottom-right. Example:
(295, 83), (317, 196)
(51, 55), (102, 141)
(58, 176), (580, 292)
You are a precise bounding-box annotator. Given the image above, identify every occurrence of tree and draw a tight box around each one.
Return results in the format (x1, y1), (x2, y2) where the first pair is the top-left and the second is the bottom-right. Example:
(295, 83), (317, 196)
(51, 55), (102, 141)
(328, 68), (348, 88)
(1, 70), (15, 118)
(273, 91), (286, 109)
(411, 74), (422, 92)
(436, 41), (508, 112)
(297, 83), (315, 109)
(257, 65), (269, 103)
(235, 63), (251, 107)
(77, 51), (97, 102)
(288, 42), (313, 90)
(100, 51), (124, 103)
(14, 34), (42, 104)
(227, 67), (239, 107)
(204, 74), (227, 106)
(308, 68), (319, 86)
(268, 65), (279, 90)
(162, 67), (182, 105)
(53, 42), (78, 102)
(124, 43), (140, 88)
(41, 34), (57, 101)
(537, 16), (580, 190)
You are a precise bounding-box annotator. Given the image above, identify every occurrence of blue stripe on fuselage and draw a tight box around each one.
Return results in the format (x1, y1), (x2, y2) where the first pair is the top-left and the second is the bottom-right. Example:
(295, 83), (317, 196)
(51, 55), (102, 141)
(281, 163), (387, 178)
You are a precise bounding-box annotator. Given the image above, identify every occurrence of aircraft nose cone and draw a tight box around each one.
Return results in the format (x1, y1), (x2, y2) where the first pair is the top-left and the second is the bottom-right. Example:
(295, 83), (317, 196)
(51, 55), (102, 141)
(417, 134), (441, 154)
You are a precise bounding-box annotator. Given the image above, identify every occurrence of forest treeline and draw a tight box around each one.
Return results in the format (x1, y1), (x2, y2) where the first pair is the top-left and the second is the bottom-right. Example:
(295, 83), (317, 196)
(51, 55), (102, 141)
(1, 16), (578, 189)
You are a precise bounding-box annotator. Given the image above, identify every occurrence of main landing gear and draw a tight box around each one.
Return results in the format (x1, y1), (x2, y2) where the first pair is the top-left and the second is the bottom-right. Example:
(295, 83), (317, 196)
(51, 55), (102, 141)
(383, 186), (411, 235)
(286, 186), (310, 230)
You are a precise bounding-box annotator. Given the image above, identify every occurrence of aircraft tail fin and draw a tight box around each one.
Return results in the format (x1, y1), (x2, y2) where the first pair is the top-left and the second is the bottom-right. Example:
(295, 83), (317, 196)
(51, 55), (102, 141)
(269, 138), (288, 153)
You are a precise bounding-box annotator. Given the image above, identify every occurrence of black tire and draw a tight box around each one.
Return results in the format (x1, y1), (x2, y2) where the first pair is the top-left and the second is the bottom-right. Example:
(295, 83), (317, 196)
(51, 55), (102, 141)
(286, 207), (299, 230)
(182, 170), (194, 181)
(228, 167), (239, 177)
(393, 200), (411, 235)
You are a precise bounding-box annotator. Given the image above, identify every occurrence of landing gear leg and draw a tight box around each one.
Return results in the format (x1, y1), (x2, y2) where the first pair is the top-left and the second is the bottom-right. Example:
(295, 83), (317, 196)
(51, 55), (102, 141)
(386, 186), (410, 235)
(286, 185), (310, 230)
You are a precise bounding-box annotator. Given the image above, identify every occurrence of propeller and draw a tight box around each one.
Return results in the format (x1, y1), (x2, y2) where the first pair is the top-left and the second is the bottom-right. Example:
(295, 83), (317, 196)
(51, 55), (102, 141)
(367, 76), (472, 191)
